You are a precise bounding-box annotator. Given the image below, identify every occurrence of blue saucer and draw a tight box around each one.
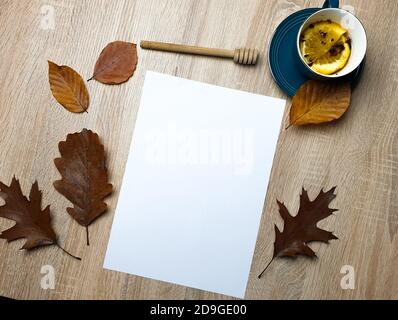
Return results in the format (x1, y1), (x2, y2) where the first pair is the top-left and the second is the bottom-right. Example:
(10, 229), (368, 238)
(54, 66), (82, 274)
(268, 8), (365, 97)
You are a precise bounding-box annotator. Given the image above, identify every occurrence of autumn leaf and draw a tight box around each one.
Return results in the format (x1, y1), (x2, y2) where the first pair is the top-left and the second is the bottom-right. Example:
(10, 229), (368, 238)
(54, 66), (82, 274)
(258, 187), (338, 278)
(53, 129), (113, 245)
(288, 80), (351, 128)
(88, 41), (138, 84)
(48, 61), (90, 113)
(0, 177), (80, 260)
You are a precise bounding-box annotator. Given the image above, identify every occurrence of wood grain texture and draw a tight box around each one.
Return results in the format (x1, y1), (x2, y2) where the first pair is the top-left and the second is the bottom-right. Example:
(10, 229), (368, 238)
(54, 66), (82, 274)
(0, 0), (397, 300)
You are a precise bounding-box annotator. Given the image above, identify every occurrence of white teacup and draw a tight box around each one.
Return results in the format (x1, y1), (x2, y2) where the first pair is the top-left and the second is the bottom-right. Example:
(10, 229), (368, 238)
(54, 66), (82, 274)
(297, 8), (367, 79)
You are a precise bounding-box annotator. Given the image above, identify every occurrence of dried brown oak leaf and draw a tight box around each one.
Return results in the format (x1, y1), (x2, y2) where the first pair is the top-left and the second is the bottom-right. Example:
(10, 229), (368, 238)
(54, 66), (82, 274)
(258, 187), (338, 278)
(288, 80), (351, 128)
(53, 129), (113, 246)
(88, 41), (138, 84)
(48, 61), (90, 113)
(0, 177), (80, 260)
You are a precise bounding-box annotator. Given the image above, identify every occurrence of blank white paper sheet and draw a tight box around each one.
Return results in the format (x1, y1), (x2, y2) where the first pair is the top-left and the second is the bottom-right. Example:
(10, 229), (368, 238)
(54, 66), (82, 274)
(104, 71), (285, 298)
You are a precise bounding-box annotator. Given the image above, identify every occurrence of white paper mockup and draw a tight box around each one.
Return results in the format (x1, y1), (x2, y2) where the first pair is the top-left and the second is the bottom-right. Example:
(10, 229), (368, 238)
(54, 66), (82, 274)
(104, 71), (285, 298)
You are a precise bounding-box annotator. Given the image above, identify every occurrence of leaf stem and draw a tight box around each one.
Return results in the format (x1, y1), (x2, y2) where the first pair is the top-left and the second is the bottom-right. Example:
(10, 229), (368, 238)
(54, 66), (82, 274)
(86, 225), (90, 246)
(285, 123), (293, 130)
(258, 258), (274, 279)
(55, 243), (81, 261)
(87, 76), (94, 82)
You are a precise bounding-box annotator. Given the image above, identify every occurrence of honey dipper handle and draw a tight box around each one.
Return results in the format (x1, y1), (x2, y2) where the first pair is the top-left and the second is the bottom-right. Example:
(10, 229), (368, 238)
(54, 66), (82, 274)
(140, 41), (235, 59)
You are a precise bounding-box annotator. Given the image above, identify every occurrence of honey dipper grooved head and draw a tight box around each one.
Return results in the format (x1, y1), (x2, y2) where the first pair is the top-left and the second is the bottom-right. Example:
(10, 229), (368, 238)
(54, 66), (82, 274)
(233, 48), (259, 65)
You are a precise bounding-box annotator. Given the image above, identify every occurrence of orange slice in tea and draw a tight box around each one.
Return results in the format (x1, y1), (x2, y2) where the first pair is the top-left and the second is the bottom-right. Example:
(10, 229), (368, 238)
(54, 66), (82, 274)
(300, 21), (351, 75)
(311, 35), (351, 75)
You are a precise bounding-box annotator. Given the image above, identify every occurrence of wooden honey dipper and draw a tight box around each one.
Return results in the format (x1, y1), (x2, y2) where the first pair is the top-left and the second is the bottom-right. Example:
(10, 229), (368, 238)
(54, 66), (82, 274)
(140, 41), (259, 65)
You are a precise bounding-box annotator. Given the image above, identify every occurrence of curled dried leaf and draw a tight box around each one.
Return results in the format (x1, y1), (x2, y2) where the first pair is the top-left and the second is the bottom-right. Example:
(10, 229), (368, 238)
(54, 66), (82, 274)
(289, 80), (351, 127)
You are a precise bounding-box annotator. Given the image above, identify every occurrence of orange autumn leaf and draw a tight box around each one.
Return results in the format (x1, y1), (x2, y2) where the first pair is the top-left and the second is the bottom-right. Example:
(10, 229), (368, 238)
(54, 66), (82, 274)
(289, 80), (351, 127)
(88, 41), (138, 85)
(48, 61), (89, 113)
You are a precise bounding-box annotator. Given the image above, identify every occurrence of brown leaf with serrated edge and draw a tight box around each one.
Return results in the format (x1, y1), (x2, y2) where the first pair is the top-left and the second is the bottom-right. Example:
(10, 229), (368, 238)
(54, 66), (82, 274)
(48, 61), (89, 113)
(0, 177), (80, 260)
(288, 80), (351, 127)
(53, 129), (113, 245)
(88, 41), (138, 84)
(258, 187), (338, 278)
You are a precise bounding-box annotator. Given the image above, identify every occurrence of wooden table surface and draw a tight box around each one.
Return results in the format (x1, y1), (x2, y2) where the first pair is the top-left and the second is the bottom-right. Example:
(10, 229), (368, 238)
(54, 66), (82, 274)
(1, 0), (398, 300)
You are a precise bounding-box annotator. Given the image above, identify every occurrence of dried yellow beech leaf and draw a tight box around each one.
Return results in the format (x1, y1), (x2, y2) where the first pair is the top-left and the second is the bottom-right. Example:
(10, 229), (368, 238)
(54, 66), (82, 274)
(289, 80), (351, 127)
(48, 61), (89, 113)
